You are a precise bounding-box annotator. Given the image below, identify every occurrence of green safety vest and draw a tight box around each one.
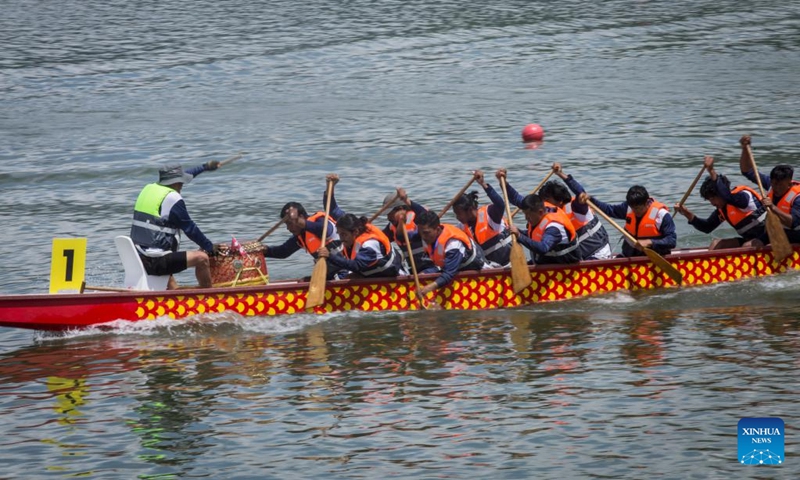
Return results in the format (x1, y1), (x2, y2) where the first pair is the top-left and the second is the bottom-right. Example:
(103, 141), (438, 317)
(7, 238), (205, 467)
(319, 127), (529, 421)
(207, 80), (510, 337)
(130, 183), (180, 251)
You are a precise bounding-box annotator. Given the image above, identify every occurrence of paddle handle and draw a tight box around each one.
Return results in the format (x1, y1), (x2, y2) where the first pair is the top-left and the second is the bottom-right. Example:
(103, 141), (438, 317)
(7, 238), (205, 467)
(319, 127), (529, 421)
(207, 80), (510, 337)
(510, 170), (555, 218)
(220, 152), (242, 167)
(368, 193), (400, 224)
(82, 284), (135, 293)
(305, 179), (335, 309)
(499, 177), (520, 248)
(399, 218), (427, 309)
(675, 165), (706, 211)
(589, 200), (682, 284)
(499, 177), (515, 228)
(319, 179), (334, 249)
(438, 177), (476, 218)
(257, 218), (285, 243)
(747, 145), (793, 261)
(746, 145), (767, 198)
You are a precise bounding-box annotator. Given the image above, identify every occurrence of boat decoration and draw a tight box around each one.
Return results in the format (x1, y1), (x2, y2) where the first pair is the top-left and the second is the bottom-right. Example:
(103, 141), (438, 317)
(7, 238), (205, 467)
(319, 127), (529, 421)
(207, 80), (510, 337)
(1, 244), (798, 331)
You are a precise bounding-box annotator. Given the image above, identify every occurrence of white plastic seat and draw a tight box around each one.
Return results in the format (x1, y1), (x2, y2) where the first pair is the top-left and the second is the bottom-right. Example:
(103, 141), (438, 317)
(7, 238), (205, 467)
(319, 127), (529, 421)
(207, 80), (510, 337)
(114, 236), (170, 291)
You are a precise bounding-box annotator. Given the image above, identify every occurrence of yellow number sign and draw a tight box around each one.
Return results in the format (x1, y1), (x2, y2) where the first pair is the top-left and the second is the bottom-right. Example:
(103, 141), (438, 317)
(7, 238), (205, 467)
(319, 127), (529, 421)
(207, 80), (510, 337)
(50, 238), (87, 294)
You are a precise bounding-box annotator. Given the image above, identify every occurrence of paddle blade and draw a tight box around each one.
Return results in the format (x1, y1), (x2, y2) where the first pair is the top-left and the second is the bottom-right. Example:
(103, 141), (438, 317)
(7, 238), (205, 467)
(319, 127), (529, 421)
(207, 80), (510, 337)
(766, 211), (793, 262)
(510, 243), (531, 293)
(305, 260), (328, 308)
(643, 248), (682, 285)
(426, 301), (443, 311)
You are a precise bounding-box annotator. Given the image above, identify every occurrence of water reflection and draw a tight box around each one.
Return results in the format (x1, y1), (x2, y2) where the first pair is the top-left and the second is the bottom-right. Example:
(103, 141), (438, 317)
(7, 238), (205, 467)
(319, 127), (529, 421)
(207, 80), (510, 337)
(46, 377), (87, 425)
(0, 339), (139, 385)
(619, 311), (674, 370)
(0, 303), (796, 477)
(128, 345), (211, 468)
(504, 311), (594, 387)
(265, 310), (603, 415)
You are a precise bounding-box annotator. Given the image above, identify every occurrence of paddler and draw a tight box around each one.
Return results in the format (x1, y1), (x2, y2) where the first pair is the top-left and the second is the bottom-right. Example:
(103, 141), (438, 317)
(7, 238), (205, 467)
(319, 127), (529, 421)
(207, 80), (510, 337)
(261, 201), (346, 280)
(579, 185), (676, 257)
(380, 188), (439, 274)
(495, 169), (580, 264)
(130, 161), (222, 289)
(549, 163), (613, 260)
(674, 155), (766, 249)
(317, 174), (406, 279)
(452, 170), (512, 267)
(416, 210), (488, 296)
(739, 135), (800, 243)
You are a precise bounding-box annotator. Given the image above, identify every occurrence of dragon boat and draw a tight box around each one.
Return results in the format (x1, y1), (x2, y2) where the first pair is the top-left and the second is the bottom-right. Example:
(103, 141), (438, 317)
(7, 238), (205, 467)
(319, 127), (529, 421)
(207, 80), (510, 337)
(1, 244), (799, 331)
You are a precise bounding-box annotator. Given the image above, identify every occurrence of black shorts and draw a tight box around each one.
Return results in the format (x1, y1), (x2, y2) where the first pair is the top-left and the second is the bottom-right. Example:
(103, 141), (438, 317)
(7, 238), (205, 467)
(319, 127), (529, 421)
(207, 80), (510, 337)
(140, 251), (187, 276)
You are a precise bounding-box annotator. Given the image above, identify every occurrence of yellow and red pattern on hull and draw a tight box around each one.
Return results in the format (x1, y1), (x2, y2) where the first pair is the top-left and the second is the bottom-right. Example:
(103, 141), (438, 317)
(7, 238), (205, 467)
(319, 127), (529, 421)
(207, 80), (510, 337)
(1, 246), (798, 331)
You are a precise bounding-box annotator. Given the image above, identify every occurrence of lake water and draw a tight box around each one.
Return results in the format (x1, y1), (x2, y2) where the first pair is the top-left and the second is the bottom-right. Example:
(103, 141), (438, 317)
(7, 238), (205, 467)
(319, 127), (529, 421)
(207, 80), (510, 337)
(0, 0), (798, 477)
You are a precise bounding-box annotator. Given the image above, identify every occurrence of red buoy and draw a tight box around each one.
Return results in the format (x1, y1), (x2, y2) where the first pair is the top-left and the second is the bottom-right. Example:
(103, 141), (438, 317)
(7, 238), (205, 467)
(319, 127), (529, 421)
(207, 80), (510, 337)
(521, 123), (544, 142)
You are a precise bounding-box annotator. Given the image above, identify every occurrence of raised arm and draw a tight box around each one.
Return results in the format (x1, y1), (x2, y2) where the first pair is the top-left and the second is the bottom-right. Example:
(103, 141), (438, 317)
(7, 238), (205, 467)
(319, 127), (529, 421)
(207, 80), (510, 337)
(409, 200), (428, 216)
(588, 196), (629, 220)
(323, 174), (346, 220)
(551, 163), (590, 215)
(183, 160), (221, 181)
(477, 171), (506, 223)
(739, 135), (753, 176)
(738, 136), (771, 190)
(495, 169), (526, 208)
(305, 217), (335, 240)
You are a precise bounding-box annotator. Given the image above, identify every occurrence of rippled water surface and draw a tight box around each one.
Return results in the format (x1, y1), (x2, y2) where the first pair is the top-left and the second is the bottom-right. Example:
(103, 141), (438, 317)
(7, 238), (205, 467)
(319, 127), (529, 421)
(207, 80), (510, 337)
(1, 0), (799, 477)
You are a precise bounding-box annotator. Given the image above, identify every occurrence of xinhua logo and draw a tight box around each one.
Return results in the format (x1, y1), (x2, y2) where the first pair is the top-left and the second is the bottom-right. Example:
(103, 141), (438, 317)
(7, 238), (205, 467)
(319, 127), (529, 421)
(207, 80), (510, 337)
(738, 417), (784, 465)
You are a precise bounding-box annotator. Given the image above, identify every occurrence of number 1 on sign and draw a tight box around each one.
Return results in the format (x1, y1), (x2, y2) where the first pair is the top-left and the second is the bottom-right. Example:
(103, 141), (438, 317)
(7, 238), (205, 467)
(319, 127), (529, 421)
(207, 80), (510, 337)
(50, 238), (87, 294)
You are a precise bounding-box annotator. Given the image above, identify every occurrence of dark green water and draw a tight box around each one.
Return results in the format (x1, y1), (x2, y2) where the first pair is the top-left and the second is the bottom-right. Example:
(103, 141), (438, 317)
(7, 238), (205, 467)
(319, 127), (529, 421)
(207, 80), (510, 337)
(0, 0), (798, 477)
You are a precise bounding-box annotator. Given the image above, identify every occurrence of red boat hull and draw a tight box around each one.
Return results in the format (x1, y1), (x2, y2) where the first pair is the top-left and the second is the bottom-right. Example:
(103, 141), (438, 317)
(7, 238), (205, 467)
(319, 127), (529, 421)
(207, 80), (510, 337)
(1, 246), (797, 331)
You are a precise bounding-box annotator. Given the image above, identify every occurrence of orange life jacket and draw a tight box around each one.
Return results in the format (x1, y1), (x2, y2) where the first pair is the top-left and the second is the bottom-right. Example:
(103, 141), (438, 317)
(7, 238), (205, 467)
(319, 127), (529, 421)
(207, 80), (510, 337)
(425, 224), (477, 269)
(769, 182), (800, 231)
(390, 211), (418, 247)
(343, 223), (398, 276)
(718, 185), (766, 235)
(625, 200), (669, 240)
(459, 205), (511, 263)
(389, 211), (435, 270)
(528, 208), (579, 263)
(345, 223), (392, 260)
(297, 212), (341, 257)
(528, 208), (577, 243)
(564, 201), (590, 230)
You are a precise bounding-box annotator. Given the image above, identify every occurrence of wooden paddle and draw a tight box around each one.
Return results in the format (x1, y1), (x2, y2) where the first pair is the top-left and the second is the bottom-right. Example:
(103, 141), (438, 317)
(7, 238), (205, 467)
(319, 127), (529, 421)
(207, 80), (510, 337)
(368, 193), (400, 224)
(747, 145), (792, 262)
(306, 179), (334, 309)
(219, 152), (242, 167)
(675, 165), (706, 213)
(81, 283), (134, 293)
(499, 177), (532, 294)
(510, 170), (555, 218)
(586, 199), (683, 285)
(257, 217), (285, 243)
(438, 177), (476, 218)
(398, 215), (430, 309)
